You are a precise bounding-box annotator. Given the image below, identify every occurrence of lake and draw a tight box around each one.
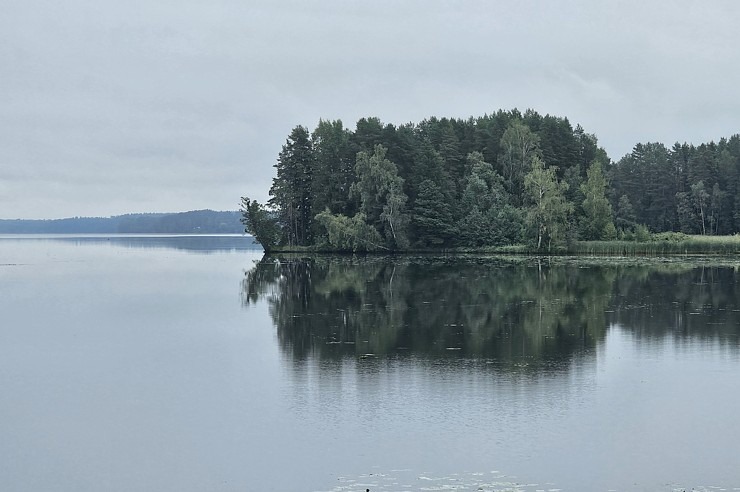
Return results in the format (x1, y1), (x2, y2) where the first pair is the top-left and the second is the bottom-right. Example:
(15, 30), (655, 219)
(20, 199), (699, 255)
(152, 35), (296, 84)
(2, 235), (739, 491)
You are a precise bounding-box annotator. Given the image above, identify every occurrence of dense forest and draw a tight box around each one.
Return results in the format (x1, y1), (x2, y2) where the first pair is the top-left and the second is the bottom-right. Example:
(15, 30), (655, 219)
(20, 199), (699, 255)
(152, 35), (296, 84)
(0, 210), (243, 234)
(241, 109), (740, 252)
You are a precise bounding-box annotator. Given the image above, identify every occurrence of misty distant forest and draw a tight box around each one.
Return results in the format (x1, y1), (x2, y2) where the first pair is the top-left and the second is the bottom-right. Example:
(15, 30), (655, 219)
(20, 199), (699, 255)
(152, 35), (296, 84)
(0, 210), (243, 234)
(242, 109), (740, 252)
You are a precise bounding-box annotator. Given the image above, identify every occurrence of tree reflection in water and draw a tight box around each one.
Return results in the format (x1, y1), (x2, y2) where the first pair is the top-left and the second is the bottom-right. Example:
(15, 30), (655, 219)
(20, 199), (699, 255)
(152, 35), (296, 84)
(243, 255), (740, 371)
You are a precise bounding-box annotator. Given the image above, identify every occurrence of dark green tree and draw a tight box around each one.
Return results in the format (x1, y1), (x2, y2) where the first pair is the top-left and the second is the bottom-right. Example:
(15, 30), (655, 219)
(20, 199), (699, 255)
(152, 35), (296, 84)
(709, 183), (725, 235)
(351, 117), (384, 153)
(437, 121), (465, 194)
(239, 197), (280, 251)
(410, 140), (452, 202)
(691, 181), (710, 235)
(611, 143), (675, 232)
(269, 126), (313, 246)
(579, 159), (615, 240)
(411, 179), (455, 247)
(615, 194), (637, 233)
(675, 191), (696, 234)
(458, 151), (521, 246)
(311, 119), (354, 227)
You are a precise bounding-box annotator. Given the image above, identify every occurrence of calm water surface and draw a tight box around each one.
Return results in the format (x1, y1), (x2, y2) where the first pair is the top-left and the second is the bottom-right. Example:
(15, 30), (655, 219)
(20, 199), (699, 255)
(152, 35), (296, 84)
(2, 236), (740, 491)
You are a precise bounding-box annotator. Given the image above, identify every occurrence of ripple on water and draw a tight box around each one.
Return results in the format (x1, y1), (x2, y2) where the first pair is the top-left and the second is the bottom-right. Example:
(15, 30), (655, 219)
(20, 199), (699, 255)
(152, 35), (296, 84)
(320, 469), (553, 492)
(320, 469), (738, 492)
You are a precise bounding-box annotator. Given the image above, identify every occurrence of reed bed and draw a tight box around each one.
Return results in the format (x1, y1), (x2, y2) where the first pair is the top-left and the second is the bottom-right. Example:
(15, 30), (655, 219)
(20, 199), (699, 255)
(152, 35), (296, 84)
(571, 235), (740, 256)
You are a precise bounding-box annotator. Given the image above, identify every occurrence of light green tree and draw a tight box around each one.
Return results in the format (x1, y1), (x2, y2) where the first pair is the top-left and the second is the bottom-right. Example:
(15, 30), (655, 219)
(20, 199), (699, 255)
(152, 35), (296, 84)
(499, 121), (541, 200)
(523, 156), (573, 251)
(350, 145), (410, 249)
(314, 210), (386, 252)
(579, 159), (615, 240)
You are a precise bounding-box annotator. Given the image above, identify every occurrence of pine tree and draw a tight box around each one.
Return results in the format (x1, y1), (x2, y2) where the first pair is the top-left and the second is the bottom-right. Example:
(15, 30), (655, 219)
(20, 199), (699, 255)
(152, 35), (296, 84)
(311, 119), (354, 234)
(412, 179), (455, 246)
(269, 126), (313, 246)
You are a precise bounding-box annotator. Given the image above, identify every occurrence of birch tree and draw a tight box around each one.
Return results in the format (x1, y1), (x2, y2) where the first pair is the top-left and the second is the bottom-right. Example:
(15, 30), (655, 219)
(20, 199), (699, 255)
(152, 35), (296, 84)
(523, 156), (573, 251)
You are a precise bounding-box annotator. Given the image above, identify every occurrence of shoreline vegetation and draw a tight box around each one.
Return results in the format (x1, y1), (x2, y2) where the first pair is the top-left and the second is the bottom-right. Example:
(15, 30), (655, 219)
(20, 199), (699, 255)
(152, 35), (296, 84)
(264, 234), (740, 257)
(241, 109), (740, 256)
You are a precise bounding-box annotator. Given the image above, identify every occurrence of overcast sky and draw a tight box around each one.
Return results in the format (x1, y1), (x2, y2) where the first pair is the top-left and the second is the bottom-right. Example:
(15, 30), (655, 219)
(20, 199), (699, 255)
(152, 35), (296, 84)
(2, 0), (739, 219)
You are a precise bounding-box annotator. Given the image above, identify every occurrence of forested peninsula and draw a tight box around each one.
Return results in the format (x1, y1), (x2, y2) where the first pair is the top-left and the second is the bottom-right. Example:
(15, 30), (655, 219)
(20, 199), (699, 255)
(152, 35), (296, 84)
(241, 109), (740, 254)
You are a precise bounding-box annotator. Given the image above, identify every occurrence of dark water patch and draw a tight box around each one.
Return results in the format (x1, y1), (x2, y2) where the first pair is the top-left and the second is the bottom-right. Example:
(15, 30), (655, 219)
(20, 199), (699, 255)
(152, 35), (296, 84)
(243, 255), (740, 369)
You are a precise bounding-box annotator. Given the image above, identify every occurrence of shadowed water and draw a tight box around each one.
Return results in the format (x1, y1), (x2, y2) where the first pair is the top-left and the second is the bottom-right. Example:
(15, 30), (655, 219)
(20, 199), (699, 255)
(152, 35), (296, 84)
(2, 237), (740, 491)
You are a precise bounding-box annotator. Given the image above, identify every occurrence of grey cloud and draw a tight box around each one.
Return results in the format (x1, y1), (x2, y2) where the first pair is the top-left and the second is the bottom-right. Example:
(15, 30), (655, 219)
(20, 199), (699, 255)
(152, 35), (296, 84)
(1, 0), (739, 218)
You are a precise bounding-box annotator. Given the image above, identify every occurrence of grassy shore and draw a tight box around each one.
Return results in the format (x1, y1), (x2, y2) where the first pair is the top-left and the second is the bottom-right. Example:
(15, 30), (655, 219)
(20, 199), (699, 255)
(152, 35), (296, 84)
(266, 234), (740, 256)
(570, 234), (740, 256)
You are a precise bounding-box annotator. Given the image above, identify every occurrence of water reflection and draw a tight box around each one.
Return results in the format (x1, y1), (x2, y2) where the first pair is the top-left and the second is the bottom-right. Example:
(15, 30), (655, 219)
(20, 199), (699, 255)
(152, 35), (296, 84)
(0, 234), (260, 253)
(243, 255), (740, 369)
(243, 256), (620, 370)
(610, 263), (740, 342)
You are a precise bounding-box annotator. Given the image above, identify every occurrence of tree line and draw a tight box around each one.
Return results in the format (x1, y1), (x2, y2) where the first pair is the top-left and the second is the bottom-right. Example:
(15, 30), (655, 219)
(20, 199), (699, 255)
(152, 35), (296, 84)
(0, 210), (243, 234)
(241, 109), (740, 252)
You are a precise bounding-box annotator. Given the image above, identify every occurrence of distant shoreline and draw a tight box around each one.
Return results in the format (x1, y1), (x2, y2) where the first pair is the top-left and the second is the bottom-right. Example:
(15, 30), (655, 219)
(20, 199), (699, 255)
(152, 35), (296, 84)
(0, 210), (244, 235)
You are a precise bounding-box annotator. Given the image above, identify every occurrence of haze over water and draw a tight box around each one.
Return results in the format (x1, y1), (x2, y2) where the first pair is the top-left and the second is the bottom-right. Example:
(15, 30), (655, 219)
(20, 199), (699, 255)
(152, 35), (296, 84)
(2, 236), (739, 491)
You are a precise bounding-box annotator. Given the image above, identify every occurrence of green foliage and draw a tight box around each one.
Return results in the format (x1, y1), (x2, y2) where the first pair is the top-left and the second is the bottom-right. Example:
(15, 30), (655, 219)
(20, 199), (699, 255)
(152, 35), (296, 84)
(246, 111), (740, 253)
(523, 155), (573, 251)
(314, 210), (385, 252)
(498, 120), (541, 200)
(458, 152), (521, 245)
(691, 181), (710, 235)
(410, 140), (452, 200)
(269, 126), (314, 246)
(615, 194), (637, 233)
(611, 136), (740, 236)
(572, 234), (740, 255)
(652, 231), (690, 242)
(675, 191), (695, 233)
(634, 224), (651, 242)
(240, 197), (281, 251)
(352, 145), (410, 249)
(579, 159), (615, 240)
(603, 221), (618, 240)
(709, 183), (726, 236)
(411, 179), (455, 247)
(311, 119), (354, 220)
(610, 142), (677, 232)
